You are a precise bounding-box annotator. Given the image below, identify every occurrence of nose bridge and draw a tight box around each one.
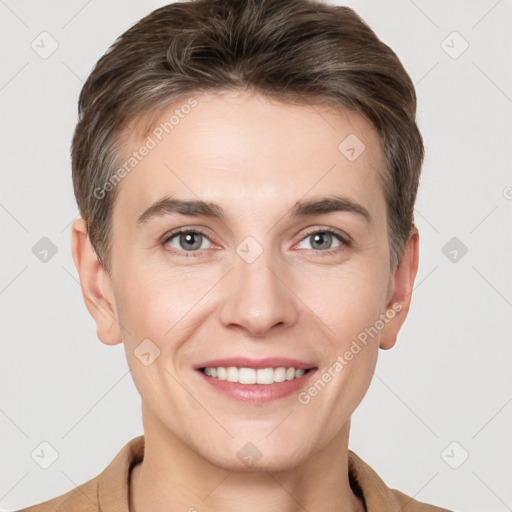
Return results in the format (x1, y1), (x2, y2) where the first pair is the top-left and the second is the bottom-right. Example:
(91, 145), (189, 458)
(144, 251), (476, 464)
(218, 237), (298, 336)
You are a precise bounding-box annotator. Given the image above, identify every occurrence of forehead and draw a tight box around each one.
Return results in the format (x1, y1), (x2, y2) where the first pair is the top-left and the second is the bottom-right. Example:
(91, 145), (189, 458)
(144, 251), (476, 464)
(113, 91), (386, 226)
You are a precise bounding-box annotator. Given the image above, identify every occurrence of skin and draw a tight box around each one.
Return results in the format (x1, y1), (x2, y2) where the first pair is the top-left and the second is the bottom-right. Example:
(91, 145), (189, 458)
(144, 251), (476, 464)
(72, 91), (419, 512)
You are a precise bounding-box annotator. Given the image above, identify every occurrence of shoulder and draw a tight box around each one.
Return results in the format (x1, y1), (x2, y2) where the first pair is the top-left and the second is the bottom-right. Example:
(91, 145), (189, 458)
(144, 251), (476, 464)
(348, 450), (454, 512)
(15, 436), (144, 512)
(388, 488), (454, 512)
(14, 476), (99, 512)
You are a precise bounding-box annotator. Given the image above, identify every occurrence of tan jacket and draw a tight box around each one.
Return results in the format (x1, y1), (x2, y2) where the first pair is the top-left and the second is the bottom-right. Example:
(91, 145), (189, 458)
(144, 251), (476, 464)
(17, 436), (452, 511)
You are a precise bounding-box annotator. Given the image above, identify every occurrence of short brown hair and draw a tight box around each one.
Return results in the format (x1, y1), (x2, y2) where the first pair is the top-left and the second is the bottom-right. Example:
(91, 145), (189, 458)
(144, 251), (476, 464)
(72, 0), (423, 273)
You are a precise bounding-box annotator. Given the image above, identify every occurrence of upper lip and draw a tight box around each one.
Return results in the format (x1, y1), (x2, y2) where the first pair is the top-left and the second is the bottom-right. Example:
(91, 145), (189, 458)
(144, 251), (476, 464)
(194, 357), (316, 370)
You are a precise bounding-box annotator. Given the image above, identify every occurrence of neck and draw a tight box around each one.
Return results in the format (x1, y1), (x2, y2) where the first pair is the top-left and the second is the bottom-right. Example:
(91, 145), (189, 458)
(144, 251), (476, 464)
(130, 404), (365, 512)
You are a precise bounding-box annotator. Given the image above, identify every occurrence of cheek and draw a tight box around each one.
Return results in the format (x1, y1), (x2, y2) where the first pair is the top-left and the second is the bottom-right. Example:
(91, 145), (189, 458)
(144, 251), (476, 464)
(113, 263), (215, 348)
(296, 267), (384, 427)
(112, 269), (194, 409)
(300, 262), (389, 347)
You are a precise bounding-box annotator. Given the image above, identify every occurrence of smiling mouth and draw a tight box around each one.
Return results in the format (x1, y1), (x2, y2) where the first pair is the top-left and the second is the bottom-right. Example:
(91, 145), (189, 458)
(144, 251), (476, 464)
(199, 366), (314, 385)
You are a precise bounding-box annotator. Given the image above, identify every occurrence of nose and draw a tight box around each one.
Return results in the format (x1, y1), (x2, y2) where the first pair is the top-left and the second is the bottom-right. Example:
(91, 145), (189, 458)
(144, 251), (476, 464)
(218, 247), (299, 338)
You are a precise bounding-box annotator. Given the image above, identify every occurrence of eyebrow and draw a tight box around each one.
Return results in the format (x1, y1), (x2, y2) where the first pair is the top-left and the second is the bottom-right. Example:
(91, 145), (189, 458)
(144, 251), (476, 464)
(136, 194), (371, 226)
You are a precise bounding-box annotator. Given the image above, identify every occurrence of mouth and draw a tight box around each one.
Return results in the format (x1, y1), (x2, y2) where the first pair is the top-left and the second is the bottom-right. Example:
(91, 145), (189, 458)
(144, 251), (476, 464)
(199, 366), (314, 384)
(194, 357), (318, 403)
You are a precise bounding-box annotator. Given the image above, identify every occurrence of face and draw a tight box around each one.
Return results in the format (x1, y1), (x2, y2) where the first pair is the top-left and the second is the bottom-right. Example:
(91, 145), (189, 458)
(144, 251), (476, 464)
(74, 91), (417, 472)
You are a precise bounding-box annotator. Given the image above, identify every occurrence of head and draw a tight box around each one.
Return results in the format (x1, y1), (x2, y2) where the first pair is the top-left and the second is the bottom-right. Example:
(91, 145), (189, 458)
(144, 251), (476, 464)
(71, 0), (422, 471)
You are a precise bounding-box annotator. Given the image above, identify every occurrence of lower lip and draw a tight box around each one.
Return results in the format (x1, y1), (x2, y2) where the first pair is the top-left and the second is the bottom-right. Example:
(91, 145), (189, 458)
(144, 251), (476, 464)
(196, 369), (317, 404)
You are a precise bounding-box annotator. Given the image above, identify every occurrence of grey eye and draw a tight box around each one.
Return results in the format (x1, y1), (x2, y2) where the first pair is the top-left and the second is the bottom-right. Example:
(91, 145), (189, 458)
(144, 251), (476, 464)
(298, 231), (342, 251)
(166, 231), (212, 252)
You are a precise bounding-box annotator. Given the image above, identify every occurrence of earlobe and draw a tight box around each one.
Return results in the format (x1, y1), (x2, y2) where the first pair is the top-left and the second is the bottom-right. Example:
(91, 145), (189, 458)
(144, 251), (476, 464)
(71, 218), (123, 346)
(379, 227), (419, 350)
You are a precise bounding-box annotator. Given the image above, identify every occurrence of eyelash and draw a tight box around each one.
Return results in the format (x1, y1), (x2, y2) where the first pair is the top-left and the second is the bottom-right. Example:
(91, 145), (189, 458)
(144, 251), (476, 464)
(162, 227), (350, 258)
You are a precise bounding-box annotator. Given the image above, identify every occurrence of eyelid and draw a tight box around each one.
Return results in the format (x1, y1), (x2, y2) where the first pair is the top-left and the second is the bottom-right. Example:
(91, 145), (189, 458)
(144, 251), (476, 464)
(162, 226), (215, 243)
(300, 225), (351, 242)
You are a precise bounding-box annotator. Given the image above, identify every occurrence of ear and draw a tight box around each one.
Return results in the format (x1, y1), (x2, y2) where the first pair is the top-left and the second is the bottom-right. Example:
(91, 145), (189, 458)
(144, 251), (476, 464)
(379, 226), (419, 350)
(71, 218), (122, 346)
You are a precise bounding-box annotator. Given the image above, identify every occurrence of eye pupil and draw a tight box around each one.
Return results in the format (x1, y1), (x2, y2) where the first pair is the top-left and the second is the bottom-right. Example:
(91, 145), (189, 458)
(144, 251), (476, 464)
(180, 232), (202, 251)
(311, 232), (332, 250)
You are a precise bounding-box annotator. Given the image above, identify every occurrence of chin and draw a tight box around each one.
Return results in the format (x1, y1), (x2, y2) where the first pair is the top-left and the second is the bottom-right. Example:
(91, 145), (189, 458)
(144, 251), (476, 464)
(198, 439), (309, 473)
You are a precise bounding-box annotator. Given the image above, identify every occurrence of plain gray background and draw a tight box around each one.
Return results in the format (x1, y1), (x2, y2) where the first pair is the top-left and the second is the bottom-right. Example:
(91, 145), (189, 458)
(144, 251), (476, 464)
(1, 1), (511, 511)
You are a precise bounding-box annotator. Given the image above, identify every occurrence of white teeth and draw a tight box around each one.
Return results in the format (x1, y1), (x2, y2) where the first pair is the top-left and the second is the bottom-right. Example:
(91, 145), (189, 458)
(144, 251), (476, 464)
(257, 368), (274, 384)
(274, 367), (287, 383)
(226, 366), (238, 382)
(202, 366), (309, 384)
(239, 367), (256, 384)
